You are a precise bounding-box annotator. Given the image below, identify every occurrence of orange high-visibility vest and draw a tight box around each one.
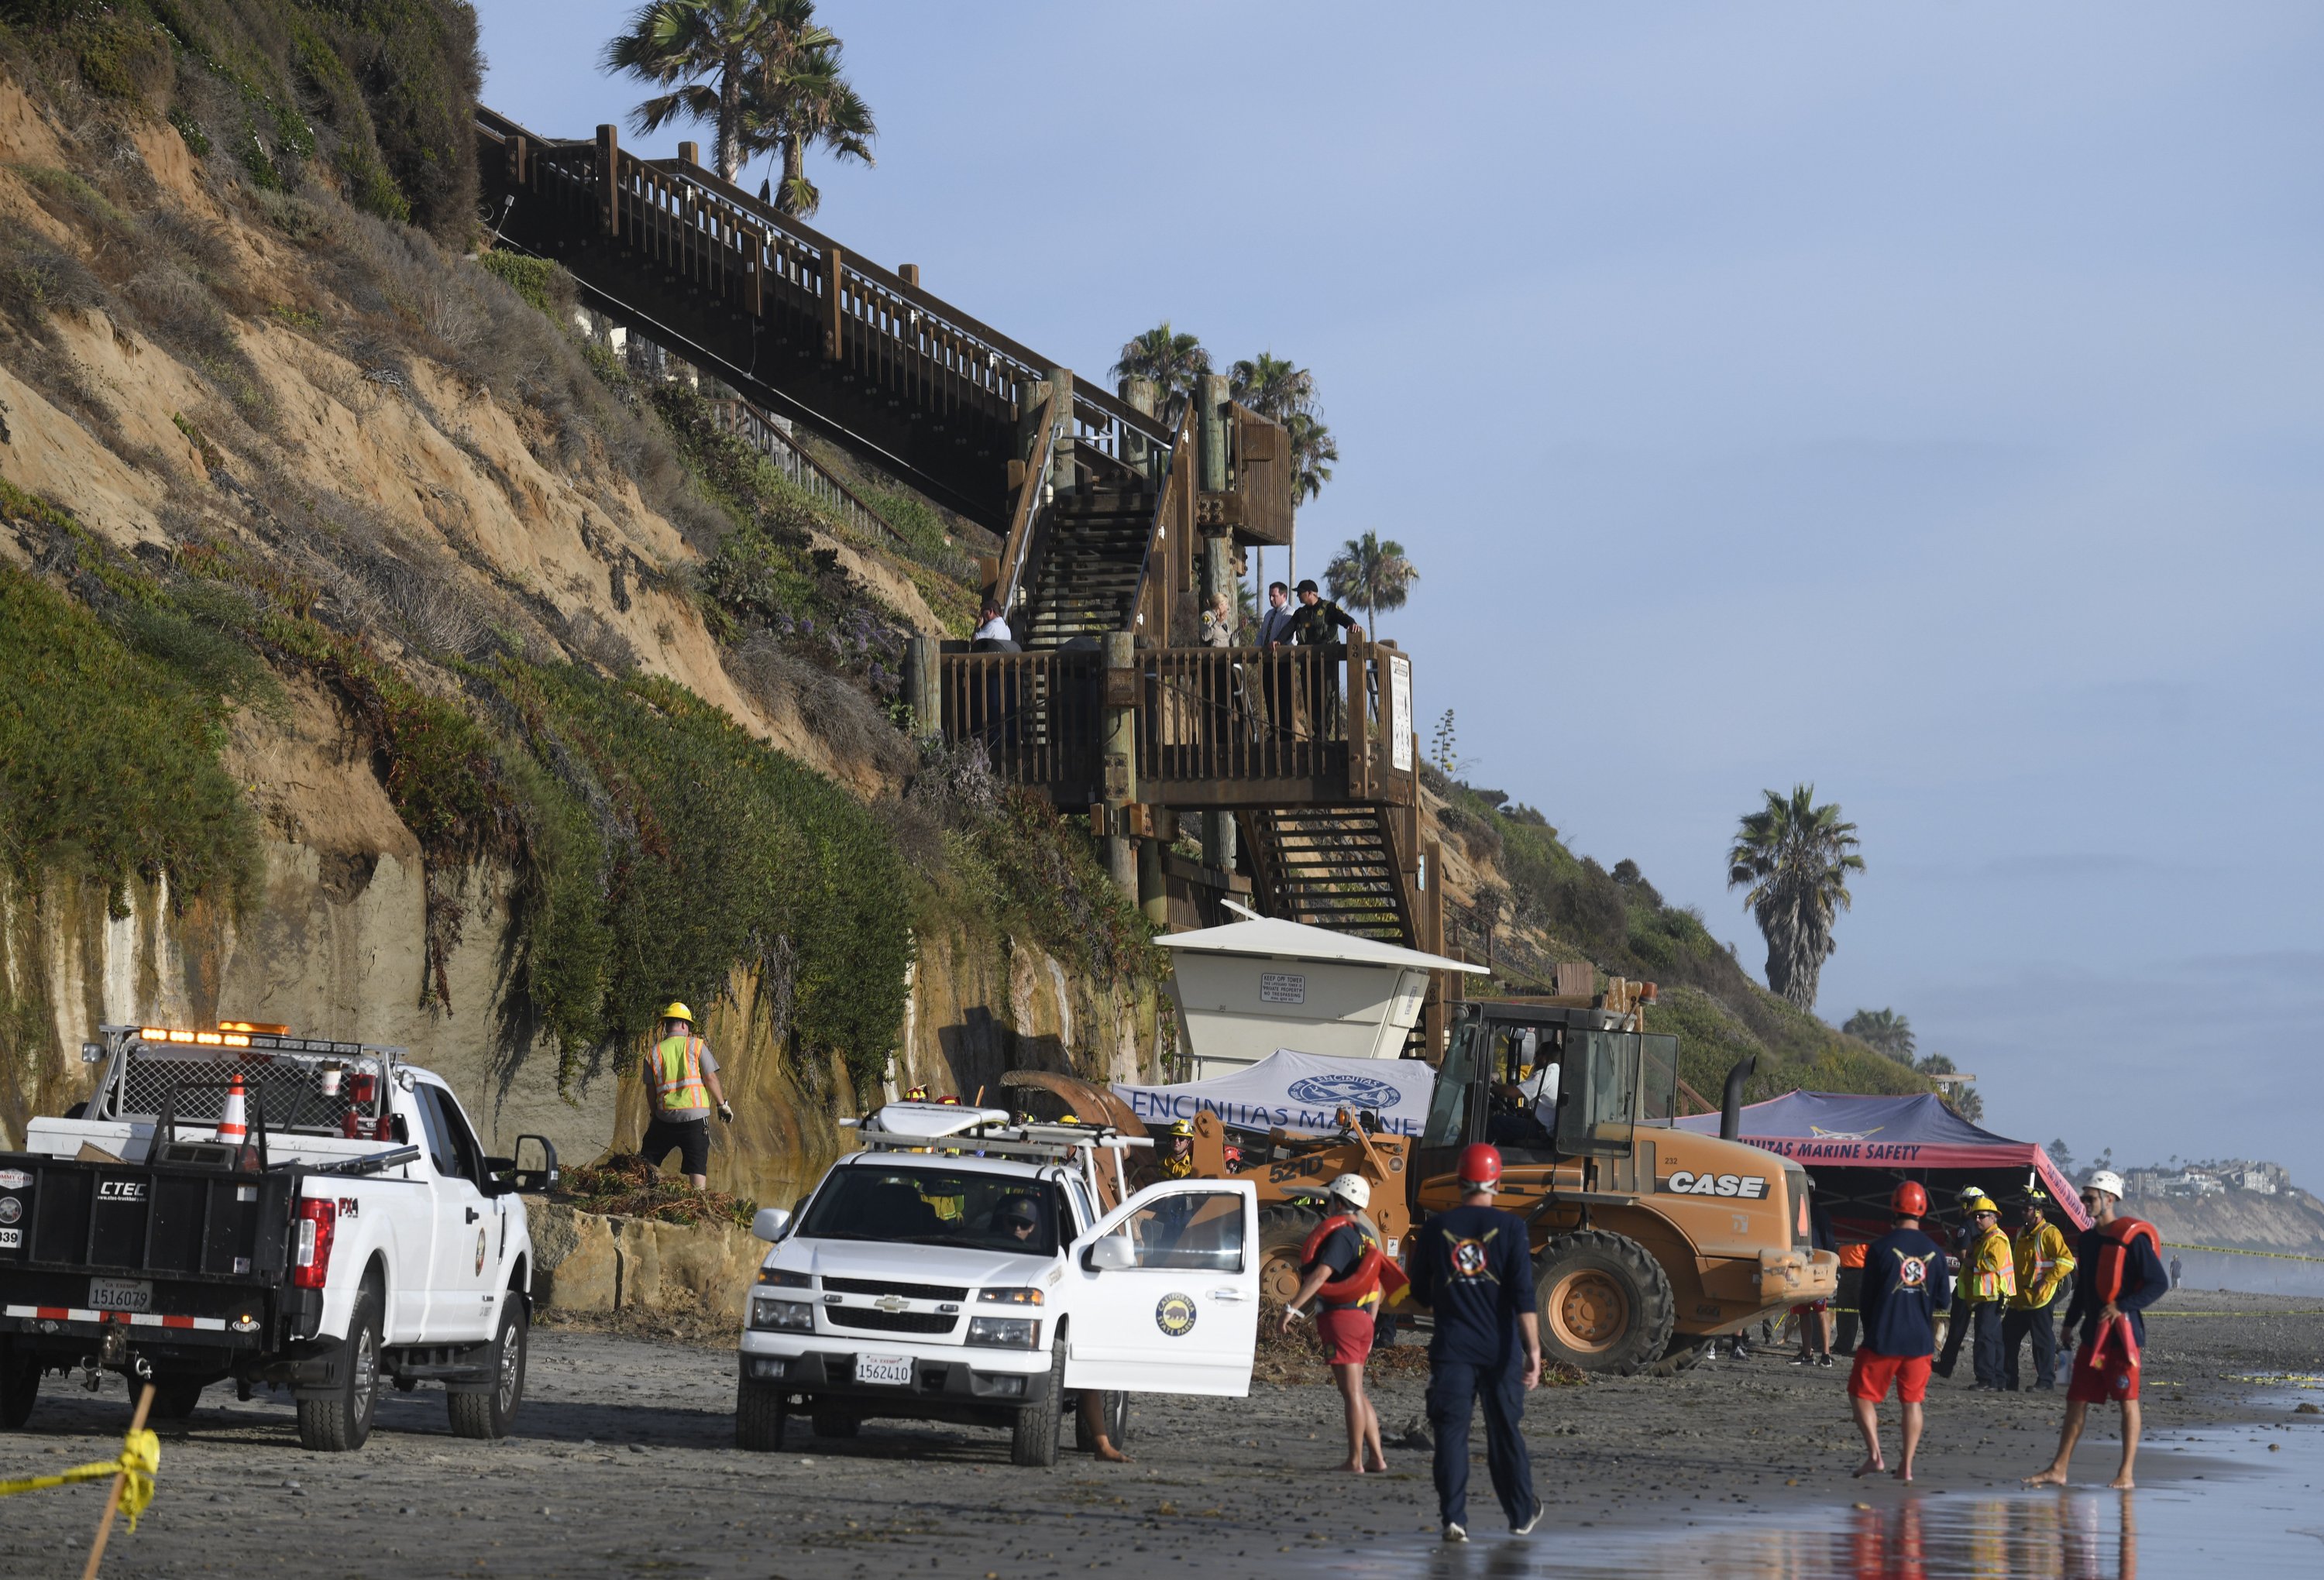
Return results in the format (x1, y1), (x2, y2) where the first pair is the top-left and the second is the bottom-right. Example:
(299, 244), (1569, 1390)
(651, 1035), (711, 1113)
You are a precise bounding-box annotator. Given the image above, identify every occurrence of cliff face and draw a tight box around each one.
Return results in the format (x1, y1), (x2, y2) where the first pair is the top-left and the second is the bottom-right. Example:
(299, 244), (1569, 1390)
(2135, 1189), (2324, 1258)
(0, 53), (1160, 1205)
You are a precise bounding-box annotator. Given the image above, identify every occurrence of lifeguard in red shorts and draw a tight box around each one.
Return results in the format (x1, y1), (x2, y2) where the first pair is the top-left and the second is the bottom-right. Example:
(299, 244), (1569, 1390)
(1847, 1181), (1952, 1484)
(1281, 1173), (1394, 1473)
(2026, 1169), (2171, 1489)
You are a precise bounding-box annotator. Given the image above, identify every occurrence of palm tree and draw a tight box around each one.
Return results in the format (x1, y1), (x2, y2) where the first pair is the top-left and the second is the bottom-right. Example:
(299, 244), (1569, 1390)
(1323, 531), (1418, 634)
(1110, 322), (1210, 422)
(1727, 785), (1865, 1011)
(1229, 352), (1315, 424)
(1842, 1008), (1916, 1065)
(603, 0), (834, 184)
(734, 33), (875, 217)
(1284, 409), (1336, 505)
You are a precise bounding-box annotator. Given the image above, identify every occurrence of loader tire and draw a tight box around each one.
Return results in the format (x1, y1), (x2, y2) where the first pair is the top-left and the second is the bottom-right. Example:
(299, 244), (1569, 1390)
(1257, 1204), (1325, 1307)
(1533, 1229), (1675, 1377)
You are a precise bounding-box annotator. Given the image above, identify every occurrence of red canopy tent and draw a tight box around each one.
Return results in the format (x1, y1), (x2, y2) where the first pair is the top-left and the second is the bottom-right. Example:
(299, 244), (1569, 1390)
(1676, 1090), (2090, 1238)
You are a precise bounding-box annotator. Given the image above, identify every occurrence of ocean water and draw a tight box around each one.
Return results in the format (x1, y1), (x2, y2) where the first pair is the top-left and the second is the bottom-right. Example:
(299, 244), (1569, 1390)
(1294, 1405), (2323, 1578)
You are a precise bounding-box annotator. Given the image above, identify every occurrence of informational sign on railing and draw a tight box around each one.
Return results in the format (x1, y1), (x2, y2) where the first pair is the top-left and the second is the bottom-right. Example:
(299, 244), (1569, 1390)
(1388, 654), (1413, 771)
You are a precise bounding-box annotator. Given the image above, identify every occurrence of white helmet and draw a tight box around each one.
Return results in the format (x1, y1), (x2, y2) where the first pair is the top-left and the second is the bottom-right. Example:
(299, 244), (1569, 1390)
(2085, 1170), (2126, 1201)
(1326, 1173), (1370, 1210)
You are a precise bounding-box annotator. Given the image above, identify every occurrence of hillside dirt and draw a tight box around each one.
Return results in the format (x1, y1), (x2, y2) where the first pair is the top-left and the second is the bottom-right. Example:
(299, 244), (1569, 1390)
(2, 1288), (2316, 1578)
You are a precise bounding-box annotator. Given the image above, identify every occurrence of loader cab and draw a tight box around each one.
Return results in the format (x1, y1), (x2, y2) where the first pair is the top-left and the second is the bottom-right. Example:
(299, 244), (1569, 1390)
(1418, 1003), (1680, 1189)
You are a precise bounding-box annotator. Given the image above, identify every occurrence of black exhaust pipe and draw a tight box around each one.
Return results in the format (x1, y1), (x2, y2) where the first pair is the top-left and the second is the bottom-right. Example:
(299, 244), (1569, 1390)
(1721, 1056), (1758, 1141)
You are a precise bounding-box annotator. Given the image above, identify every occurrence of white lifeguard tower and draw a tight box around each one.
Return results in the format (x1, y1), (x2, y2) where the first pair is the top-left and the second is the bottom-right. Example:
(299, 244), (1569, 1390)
(1157, 907), (1488, 1080)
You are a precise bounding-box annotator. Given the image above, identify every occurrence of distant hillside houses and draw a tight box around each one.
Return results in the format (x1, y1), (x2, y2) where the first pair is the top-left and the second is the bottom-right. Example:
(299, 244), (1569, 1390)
(2122, 1159), (2291, 1199)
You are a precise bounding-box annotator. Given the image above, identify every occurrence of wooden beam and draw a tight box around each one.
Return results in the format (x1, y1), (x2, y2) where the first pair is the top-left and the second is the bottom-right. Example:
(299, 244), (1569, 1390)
(596, 124), (618, 238)
(824, 243), (844, 360)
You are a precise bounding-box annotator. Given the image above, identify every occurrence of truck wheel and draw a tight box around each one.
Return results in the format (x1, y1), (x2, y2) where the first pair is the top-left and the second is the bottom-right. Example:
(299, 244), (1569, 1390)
(1257, 1205), (1325, 1307)
(448, 1297), (528, 1440)
(1533, 1229), (1675, 1377)
(1649, 1335), (1711, 1377)
(1, 1343), (38, 1431)
(297, 1281), (383, 1451)
(735, 1382), (788, 1451)
(810, 1407), (859, 1439)
(150, 1379), (206, 1420)
(1073, 1389), (1128, 1452)
(1009, 1334), (1065, 1468)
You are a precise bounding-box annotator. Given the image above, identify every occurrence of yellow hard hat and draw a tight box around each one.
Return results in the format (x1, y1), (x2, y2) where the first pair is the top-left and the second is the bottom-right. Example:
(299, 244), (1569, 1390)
(660, 1001), (694, 1025)
(1057, 1112), (1080, 1125)
(1168, 1119), (1195, 1138)
(1962, 1192), (1999, 1216)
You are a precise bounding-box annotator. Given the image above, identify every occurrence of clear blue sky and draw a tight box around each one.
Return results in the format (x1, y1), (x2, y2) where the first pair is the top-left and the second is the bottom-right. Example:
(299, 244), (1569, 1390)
(478, 2), (2324, 1186)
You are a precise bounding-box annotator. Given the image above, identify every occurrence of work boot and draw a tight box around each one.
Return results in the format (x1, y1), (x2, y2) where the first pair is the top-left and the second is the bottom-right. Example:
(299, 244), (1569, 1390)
(1442, 1523), (1468, 1544)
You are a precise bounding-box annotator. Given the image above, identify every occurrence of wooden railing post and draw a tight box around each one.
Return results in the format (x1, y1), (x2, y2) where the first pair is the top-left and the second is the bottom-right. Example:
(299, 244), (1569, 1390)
(1047, 366), (1075, 497)
(824, 243), (845, 359)
(1102, 632), (1139, 898)
(596, 124), (619, 237)
(1345, 636), (1370, 799)
(1119, 376), (1155, 477)
(902, 636), (939, 740)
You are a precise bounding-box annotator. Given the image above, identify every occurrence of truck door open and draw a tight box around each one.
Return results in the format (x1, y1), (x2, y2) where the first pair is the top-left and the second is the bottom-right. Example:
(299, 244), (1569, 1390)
(1061, 1180), (1259, 1396)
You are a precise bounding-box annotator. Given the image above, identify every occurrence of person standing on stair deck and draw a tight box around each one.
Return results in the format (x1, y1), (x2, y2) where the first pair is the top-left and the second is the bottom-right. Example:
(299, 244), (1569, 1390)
(641, 1002), (731, 1192)
(1256, 581), (1296, 648)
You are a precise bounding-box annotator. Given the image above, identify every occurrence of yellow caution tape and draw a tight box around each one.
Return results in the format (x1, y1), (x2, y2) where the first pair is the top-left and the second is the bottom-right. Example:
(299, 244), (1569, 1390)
(0, 1429), (161, 1530)
(2161, 1241), (2324, 1263)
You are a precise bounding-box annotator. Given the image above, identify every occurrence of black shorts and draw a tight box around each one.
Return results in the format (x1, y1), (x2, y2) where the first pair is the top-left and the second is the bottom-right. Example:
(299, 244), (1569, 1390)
(642, 1116), (710, 1176)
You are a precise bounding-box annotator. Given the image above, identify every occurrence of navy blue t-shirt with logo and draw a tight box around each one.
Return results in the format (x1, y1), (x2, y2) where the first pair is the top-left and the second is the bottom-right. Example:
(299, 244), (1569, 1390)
(1408, 1204), (1537, 1367)
(1858, 1226), (1951, 1359)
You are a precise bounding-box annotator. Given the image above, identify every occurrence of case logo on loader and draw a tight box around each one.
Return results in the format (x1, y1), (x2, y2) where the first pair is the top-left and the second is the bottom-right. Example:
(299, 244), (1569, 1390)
(1665, 1170), (1769, 1200)
(1155, 1293), (1198, 1338)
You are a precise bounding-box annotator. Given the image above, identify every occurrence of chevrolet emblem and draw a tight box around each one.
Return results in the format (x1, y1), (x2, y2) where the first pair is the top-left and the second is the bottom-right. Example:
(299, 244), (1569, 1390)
(875, 1295), (909, 1314)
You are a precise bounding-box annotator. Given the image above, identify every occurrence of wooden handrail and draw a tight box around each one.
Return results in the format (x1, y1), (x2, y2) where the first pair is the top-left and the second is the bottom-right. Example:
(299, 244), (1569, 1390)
(995, 381), (1067, 613)
(478, 106), (1174, 457)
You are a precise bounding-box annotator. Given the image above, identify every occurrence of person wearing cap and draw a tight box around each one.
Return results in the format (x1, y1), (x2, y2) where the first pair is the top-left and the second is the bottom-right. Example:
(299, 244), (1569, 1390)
(1281, 1174), (1389, 1474)
(641, 1002), (731, 1191)
(1287, 579), (1361, 646)
(1406, 1143), (1543, 1544)
(1848, 1180), (1951, 1483)
(2003, 1190), (2078, 1391)
(2027, 1169), (2169, 1489)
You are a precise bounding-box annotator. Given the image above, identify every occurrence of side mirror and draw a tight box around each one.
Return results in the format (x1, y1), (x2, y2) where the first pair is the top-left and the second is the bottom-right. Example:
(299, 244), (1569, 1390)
(511, 1134), (560, 1194)
(1086, 1235), (1135, 1272)
(752, 1207), (792, 1243)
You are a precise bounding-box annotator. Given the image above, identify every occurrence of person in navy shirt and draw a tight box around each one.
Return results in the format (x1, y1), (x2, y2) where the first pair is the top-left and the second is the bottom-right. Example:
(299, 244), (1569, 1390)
(1407, 1144), (1542, 1544)
(2027, 1169), (2172, 1489)
(1847, 1180), (1951, 1483)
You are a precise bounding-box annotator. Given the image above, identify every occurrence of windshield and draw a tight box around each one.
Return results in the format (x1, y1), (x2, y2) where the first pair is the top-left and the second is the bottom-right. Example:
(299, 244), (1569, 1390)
(1423, 1024), (1480, 1149)
(799, 1166), (1067, 1257)
(1639, 1034), (1678, 1125)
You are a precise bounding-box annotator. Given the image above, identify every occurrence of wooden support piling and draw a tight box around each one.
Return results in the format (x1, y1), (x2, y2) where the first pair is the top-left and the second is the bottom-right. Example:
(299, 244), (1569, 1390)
(596, 124), (619, 237)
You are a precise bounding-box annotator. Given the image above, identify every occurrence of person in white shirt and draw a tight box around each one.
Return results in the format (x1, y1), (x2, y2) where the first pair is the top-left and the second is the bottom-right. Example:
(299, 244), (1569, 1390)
(1255, 582), (1295, 648)
(971, 602), (1013, 646)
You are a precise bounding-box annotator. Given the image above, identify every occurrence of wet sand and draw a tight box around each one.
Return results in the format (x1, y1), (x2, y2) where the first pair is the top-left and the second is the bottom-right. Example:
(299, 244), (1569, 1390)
(1, 1288), (2315, 1578)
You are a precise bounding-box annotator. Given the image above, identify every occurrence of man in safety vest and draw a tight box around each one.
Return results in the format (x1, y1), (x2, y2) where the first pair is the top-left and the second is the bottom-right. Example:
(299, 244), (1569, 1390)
(641, 1002), (731, 1191)
(2027, 1169), (2170, 1489)
(1281, 1174), (1388, 1475)
(2002, 1189), (2077, 1392)
(1407, 1144), (1543, 1544)
(1934, 1190), (2014, 1388)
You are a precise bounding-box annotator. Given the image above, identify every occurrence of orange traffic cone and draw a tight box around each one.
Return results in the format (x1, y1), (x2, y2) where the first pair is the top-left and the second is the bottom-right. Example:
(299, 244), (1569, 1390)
(216, 1073), (249, 1144)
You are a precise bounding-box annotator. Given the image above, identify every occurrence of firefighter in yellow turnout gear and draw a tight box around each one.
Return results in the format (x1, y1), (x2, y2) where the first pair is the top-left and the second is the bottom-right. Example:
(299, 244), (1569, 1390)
(1934, 1190), (2015, 1388)
(2003, 1190), (2078, 1391)
(1160, 1119), (1196, 1180)
(641, 1002), (731, 1190)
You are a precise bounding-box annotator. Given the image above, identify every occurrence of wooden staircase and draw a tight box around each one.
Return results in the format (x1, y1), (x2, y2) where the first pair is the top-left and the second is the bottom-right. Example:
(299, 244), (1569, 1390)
(1022, 491), (1155, 647)
(1243, 805), (1416, 943)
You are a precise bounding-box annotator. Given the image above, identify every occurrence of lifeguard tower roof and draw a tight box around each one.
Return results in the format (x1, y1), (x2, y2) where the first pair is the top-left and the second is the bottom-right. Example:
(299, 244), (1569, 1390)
(1155, 914), (1487, 974)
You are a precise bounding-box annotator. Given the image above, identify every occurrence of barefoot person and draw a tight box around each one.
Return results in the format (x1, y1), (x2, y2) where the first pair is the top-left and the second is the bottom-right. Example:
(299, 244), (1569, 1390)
(1408, 1145), (1544, 1544)
(1280, 1174), (1389, 1474)
(1847, 1181), (1951, 1484)
(2026, 1169), (2170, 1490)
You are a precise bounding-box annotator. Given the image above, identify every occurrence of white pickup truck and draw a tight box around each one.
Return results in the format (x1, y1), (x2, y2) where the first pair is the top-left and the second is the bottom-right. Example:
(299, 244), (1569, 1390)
(0, 1023), (556, 1451)
(736, 1103), (1260, 1465)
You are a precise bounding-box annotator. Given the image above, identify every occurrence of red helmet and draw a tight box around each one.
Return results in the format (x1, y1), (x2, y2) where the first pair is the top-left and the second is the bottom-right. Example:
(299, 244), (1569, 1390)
(1457, 1143), (1503, 1192)
(1892, 1180), (1928, 1217)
